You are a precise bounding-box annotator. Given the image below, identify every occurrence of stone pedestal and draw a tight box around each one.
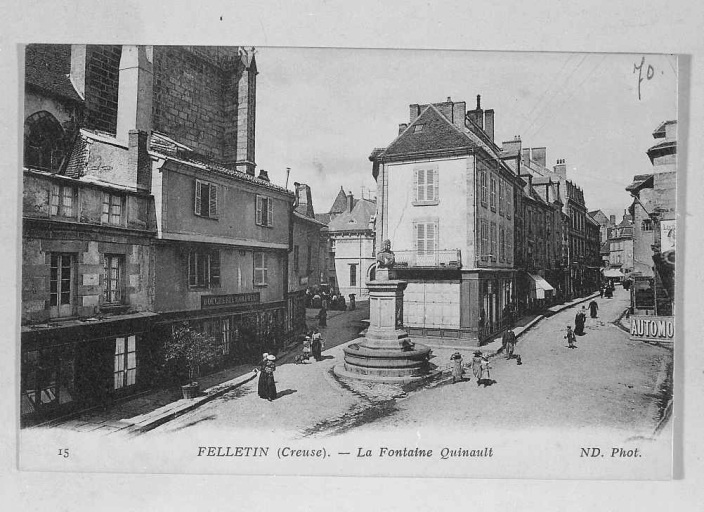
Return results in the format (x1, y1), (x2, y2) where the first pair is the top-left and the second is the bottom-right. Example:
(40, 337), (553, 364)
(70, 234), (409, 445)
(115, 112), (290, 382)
(336, 277), (432, 383)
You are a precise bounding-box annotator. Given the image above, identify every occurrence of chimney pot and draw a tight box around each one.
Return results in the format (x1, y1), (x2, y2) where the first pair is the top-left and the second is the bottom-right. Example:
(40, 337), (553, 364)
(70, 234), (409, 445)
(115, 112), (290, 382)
(447, 96), (452, 102)
(258, 169), (270, 182)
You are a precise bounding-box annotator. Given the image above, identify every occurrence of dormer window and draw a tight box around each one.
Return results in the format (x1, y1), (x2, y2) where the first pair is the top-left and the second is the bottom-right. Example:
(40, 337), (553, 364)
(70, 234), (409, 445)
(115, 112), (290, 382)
(413, 124), (424, 133)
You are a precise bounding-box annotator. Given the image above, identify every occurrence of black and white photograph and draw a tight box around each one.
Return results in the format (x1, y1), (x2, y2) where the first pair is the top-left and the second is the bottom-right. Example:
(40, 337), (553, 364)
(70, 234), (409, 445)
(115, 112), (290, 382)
(16, 43), (680, 480)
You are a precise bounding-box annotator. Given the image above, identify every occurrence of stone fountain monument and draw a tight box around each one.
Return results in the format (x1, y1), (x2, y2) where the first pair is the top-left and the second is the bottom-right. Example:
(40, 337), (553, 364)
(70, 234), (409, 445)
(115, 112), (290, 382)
(334, 240), (432, 383)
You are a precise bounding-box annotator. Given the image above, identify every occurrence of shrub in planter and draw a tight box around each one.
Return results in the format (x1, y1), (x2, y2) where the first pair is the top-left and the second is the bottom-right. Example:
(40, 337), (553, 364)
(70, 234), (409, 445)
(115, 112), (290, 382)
(163, 322), (222, 399)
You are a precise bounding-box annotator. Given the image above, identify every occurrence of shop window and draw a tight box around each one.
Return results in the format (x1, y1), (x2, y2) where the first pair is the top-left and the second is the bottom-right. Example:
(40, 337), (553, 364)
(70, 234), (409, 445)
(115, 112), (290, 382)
(188, 249), (221, 288)
(103, 254), (125, 305)
(101, 192), (124, 225)
(194, 180), (218, 218)
(50, 183), (77, 218)
(413, 167), (439, 205)
(114, 336), (137, 390)
(256, 195), (274, 227)
(24, 111), (67, 172)
(49, 253), (74, 317)
(21, 348), (74, 417)
(221, 318), (232, 355)
(254, 252), (268, 286)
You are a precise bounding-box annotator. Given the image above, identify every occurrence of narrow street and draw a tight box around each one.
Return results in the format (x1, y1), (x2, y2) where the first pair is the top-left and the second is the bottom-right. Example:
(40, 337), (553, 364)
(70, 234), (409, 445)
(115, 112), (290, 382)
(148, 288), (671, 439)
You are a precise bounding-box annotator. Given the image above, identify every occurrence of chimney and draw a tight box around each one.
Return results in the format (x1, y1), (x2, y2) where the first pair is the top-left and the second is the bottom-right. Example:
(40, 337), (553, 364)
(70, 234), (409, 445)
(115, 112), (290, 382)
(466, 94), (484, 129)
(501, 135), (522, 156)
(553, 158), (567, 179)
(347, 191), (354, 212)
(521, 148), (532, 165)
(257, 169), (270, 182)
(433, 99), (454, 123)
(116, 45), (153, 145)
(129, 130), (151, 193)
(484, 109), (495, 142)
(451, 100), (466, 129)
(398, 123), (408, 135)
(409, 104), (421, 123)
(295, 182), (314, 217)
(69, 45), (87, 99)
(532, 147), (547, 168)
(610, 214), (616, 225)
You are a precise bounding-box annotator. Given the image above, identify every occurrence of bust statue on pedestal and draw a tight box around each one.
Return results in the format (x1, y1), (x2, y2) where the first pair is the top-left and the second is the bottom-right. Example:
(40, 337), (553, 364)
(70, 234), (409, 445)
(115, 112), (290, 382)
(375, 239), (395, 281)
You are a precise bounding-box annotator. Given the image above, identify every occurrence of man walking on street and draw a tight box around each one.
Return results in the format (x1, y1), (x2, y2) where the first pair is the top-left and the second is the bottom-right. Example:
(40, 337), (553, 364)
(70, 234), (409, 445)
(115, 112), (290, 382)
(502, 328), (517, 360)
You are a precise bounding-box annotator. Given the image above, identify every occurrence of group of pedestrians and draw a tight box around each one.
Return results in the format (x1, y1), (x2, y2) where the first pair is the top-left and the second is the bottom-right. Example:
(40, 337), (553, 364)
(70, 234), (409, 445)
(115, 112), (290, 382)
(565, 298), (600, 348)
(302, 329), (325, 362)
(449, 350), (493, 387)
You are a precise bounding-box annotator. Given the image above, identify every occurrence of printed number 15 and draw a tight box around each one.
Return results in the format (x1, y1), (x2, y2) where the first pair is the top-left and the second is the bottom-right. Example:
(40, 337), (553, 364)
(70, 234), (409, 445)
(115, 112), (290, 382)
(58, 448), (69, 458)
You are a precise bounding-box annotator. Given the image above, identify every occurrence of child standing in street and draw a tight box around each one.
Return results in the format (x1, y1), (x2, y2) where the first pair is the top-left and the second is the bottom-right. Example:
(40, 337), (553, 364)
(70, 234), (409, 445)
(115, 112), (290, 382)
(450, 352), (464, 384)
(472, 351), (483, 386)
(565, 325), (577, 349)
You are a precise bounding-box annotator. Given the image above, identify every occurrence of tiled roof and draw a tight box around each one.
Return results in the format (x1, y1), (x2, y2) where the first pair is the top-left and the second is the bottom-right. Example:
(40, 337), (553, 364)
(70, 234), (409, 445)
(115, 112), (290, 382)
(327, 198), (376, 233)
(329, 186), (350, 214)
(150, 132), (293, 196)
(25, 44), (83, 103)
(379, 104), (476, 158)
(315, 213), (332, 225)
(63, 133), (90, 178)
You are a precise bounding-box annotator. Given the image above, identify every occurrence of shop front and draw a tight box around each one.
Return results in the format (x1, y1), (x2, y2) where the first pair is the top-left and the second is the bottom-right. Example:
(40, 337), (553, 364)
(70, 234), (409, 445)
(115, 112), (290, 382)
(20, 312), (156, 427)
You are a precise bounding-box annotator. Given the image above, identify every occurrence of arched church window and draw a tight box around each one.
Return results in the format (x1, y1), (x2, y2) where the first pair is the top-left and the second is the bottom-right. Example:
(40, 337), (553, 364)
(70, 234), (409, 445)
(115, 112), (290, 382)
(24, 111), (67, 172)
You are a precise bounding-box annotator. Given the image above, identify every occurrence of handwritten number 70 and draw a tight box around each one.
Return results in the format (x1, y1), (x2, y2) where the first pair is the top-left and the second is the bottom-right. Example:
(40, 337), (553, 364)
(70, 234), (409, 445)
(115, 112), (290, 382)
(634, 56), (654, 101)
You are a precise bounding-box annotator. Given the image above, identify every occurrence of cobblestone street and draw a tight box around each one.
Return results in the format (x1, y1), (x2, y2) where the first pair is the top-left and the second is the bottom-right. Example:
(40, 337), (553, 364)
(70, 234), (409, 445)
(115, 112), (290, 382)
(148, 287), (672, 439)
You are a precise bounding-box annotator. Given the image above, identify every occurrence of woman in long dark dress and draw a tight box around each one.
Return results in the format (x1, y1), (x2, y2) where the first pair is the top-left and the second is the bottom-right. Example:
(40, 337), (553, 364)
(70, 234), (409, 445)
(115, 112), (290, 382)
(257, 353), (269, 399)
(263, 355), (277, 401)
(311, 329), (323, 361)
(574, 307), (586, 335)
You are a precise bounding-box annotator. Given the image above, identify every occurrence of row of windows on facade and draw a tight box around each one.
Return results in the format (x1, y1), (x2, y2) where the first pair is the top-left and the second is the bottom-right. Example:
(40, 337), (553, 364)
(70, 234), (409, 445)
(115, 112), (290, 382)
(195, 179), (275, 227)
(479, 170), (513, 220)
(49, 184), (125, 225)
(46, 250), (272, 318)
(46, 180), (277, 229)
(479, 219), (514, 264)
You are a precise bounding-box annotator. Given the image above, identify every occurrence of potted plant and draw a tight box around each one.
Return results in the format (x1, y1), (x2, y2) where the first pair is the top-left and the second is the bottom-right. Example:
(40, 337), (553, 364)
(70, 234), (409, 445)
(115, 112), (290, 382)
(163, 322), (222, 399)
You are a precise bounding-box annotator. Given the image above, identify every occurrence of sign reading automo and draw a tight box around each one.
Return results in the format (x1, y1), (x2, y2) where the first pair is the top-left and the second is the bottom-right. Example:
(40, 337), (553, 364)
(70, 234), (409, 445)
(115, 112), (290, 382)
(630, 315), (674, 343)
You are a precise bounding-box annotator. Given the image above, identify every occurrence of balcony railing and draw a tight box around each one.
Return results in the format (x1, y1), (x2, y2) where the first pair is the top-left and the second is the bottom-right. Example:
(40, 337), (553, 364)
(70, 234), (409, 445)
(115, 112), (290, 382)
(393, 250), (462, 269)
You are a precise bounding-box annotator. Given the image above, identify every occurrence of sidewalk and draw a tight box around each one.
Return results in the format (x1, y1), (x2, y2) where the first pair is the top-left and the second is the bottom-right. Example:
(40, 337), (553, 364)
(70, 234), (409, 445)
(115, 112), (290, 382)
(44, 304), (369, 435)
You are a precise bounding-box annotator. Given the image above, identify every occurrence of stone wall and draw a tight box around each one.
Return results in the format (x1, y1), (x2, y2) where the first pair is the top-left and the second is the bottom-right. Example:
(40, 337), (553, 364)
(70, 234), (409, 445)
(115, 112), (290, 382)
(84, 45), (122, 134)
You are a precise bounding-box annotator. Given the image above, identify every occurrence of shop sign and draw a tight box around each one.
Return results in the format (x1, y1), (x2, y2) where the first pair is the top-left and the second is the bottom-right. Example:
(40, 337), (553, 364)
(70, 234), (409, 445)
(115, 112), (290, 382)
(660, 220), (676, 252)
(630, 315), (674, 343)
(201, 292), (260, 309)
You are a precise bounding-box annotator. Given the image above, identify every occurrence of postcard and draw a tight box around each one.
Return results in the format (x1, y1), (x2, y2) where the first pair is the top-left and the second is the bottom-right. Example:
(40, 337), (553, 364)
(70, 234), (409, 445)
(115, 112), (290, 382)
(18, 45), (677, 479)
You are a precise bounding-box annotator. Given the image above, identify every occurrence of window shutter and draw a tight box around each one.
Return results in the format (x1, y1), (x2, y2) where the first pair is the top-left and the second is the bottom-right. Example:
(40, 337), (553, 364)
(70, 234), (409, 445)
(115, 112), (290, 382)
(101, 192), (110, 223)
(413, 169), (419, 202)
(194, 181), (202, 215)
(50, 184), (60, 215)
(267, 197), (273, 227)
(256, 196), (263, 225)
(416, 223), (425, 253)
(209, 184), (218, 217)
(429, 168), (438, 201)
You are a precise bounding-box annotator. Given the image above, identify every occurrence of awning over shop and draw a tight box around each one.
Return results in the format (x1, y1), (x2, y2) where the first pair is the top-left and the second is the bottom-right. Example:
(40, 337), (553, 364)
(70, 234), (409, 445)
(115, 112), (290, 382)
(528, 273), (555, 299)
(602, 268), (625, 279)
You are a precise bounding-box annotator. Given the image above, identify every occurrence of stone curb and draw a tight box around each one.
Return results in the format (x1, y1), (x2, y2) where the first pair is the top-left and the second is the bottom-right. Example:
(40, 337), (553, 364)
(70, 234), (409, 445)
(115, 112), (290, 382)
(124, 372), (257, 435)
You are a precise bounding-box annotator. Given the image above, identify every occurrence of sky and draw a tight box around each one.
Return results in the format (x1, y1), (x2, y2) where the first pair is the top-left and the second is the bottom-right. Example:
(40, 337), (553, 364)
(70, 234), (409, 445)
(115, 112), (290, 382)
(254, 48), (677, 220)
